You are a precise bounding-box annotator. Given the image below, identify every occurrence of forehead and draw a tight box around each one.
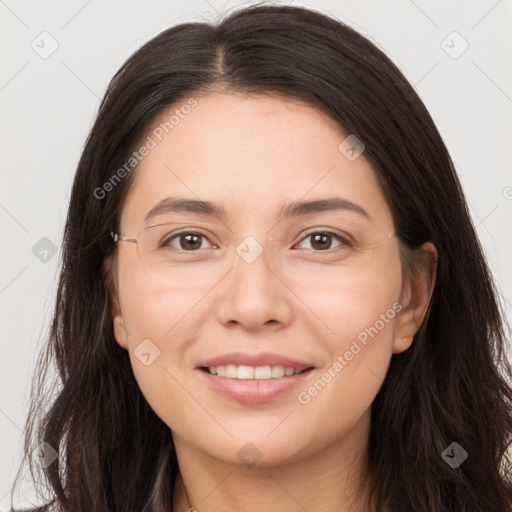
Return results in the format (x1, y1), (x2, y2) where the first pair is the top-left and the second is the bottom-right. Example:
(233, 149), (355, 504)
(120, 92), (392, 231)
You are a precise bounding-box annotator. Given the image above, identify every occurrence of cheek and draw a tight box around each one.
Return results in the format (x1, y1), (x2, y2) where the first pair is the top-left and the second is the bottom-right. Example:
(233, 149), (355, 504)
(292, 255), (402, 425)
(287, 248), (403, 346)
(115, 255), (201, 389)
(117, 276), (204, 427)
(117, 248), (203, 340)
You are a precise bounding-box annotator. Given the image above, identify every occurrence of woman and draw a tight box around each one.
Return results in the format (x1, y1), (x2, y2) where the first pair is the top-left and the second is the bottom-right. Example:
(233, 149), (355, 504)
(9, 4), (512, 511)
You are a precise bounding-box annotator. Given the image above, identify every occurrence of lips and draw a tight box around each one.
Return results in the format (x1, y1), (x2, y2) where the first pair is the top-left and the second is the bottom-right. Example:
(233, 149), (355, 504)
(195, 352), (315, 403)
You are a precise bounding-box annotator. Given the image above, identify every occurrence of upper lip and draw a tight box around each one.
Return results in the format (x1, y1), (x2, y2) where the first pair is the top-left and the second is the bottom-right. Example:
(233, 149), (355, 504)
(197, 352), (314, 371)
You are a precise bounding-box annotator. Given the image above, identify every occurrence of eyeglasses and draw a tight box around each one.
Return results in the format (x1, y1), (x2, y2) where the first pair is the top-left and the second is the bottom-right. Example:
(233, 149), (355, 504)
(110, 221), (396, 283)
(111, 222), (235, 283)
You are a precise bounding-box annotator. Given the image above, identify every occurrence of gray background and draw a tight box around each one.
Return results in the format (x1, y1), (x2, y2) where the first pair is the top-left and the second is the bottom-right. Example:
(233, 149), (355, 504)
(1, 0), (511, 508)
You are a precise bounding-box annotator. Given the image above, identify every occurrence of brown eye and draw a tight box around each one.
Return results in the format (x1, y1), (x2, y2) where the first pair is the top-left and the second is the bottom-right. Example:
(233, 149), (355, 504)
(295, 231), (350, 251)
(164, 232), (212, 251)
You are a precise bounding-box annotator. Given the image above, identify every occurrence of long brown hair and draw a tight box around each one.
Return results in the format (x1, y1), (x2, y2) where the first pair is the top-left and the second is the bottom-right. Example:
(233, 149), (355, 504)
(9, 4), (512, 511)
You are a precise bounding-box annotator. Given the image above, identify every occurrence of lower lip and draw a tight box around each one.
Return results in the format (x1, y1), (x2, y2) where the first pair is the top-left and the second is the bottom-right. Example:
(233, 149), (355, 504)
(195, 368), (314, 404)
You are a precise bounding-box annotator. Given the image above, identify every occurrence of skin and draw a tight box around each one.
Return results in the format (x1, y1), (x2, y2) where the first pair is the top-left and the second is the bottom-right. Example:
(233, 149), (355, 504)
(110, 91), (437, 512)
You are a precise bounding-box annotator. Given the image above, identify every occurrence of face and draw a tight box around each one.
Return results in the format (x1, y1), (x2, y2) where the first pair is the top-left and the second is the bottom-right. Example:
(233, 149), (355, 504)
(110, 91), (428, 469)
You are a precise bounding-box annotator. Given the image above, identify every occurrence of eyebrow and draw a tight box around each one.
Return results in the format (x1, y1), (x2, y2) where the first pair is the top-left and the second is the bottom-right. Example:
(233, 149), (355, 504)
(280, 197), (371, 221)
(144, 196), (371, 224)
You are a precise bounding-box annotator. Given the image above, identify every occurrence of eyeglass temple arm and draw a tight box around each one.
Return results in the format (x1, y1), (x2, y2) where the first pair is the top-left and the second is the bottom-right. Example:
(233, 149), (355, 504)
(111, 232), (137, 244)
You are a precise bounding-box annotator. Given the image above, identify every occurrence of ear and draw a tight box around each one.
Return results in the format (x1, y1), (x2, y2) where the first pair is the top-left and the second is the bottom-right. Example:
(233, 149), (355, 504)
(393, 242), (438, 354)
(103, 258), (129, 350)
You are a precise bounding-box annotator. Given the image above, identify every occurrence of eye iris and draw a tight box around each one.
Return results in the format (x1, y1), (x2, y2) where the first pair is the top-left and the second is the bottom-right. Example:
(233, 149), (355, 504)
(310, 233), (332, 250)
(180, 233), (202, 250)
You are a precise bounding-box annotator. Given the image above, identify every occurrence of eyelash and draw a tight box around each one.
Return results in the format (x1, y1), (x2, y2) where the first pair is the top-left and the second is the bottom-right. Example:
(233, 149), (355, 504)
(162, 229), (352, 253)
(297, 229), (353, 251)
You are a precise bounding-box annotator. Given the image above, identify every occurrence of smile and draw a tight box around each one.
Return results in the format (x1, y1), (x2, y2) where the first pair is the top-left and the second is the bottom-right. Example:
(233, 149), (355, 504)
(202, 364), (308, 379)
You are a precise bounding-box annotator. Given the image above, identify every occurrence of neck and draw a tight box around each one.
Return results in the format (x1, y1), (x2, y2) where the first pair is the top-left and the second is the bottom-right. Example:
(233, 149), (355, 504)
(172, 411), (376, 512)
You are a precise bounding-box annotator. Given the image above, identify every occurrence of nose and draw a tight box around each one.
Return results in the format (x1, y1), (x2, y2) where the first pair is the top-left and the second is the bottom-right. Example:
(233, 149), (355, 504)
(214, 238), (293, 331)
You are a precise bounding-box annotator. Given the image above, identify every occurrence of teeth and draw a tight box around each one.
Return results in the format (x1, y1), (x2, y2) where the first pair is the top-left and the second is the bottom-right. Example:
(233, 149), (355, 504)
(271, 365), (285, 378)
(207, 365), (305, 379)
(254, 366), (271, 379)
(225, 364), (237, 378)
